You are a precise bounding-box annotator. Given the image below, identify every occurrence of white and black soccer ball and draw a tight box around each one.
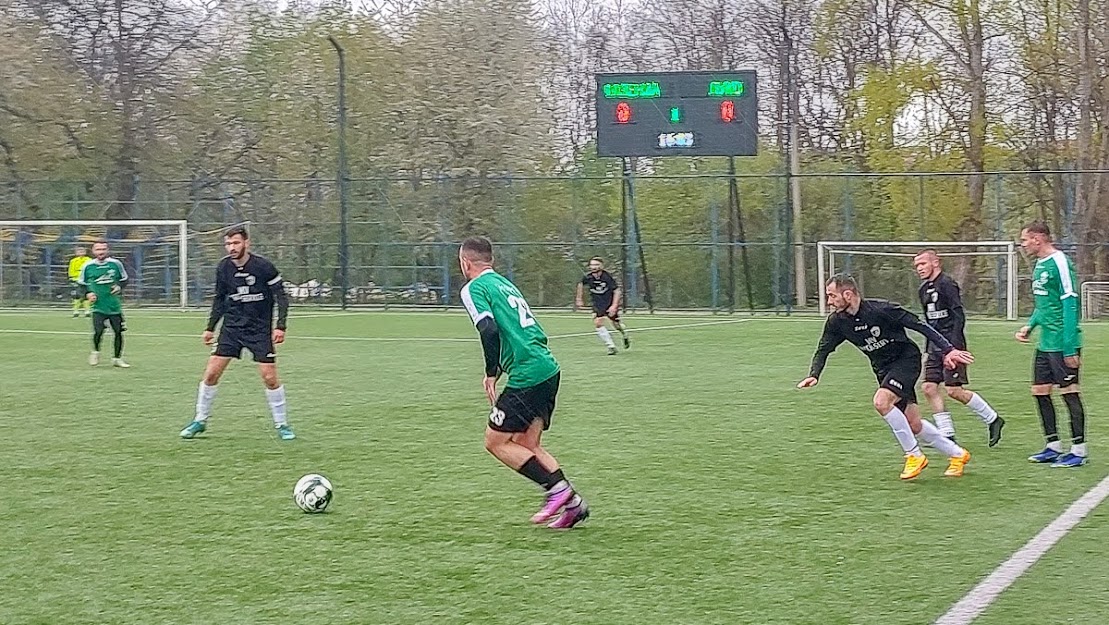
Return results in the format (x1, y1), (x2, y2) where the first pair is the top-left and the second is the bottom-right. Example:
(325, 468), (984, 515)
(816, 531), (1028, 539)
(293, 473), (333, 513)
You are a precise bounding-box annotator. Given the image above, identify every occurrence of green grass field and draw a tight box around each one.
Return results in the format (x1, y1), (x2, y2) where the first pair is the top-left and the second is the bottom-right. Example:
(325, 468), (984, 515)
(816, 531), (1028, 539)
(2, 309), (1107, 625)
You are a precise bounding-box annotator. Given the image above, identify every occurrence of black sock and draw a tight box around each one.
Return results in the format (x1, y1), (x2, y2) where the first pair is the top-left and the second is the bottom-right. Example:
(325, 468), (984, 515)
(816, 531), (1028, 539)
(516, 456), (552, 487)
(113, 332), (123, 359)
(546, 468), (566, 491)
(1036, 395), (1059, 443)
(1063, 392), (1086, 446)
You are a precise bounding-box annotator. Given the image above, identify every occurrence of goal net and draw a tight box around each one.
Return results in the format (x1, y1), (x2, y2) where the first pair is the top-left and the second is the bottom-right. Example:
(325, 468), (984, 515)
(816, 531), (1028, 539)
(0, 220), (189, 308)
(817, 241), (1019, 320)
(1081, 282), (1109, 320)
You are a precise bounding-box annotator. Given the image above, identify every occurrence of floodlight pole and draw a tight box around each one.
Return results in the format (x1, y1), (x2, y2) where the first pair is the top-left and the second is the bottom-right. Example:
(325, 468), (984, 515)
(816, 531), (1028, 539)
(328, 35), (351, 310)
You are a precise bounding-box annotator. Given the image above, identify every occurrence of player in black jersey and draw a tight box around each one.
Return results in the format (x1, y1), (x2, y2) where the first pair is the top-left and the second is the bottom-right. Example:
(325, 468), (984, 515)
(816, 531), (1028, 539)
(575, 257), (629, 355)
(797, 274), (975, 480)
(179, 226), (295, 440)
(914, 250), (1004, 447)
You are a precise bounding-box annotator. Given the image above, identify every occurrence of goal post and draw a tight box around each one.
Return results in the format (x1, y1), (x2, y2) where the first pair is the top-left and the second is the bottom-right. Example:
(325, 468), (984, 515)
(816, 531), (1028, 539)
(0, 220), (189, 309)
(817, 241), (1019, 320)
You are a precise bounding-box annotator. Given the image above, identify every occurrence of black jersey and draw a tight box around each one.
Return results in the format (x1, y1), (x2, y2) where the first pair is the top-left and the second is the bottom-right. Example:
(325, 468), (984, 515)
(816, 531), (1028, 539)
(808, 299), (955, 379)
(206, 254), (289, 333)
(581, 270), (619, 307)
(918, 272), (967, 352)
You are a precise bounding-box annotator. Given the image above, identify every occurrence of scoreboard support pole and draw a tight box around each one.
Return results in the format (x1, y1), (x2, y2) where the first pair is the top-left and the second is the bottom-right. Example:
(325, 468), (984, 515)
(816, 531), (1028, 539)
(728, 156), (755, 311)
(620, 157), (654, 313)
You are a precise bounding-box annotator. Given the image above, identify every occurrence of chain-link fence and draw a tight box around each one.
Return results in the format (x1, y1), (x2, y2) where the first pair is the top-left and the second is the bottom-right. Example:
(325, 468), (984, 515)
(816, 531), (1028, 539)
(2, 171), (1107, 313)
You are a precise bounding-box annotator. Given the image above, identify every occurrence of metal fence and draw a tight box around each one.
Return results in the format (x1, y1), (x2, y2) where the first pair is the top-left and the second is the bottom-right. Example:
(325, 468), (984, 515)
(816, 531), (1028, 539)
(1, 170), (1106, 314)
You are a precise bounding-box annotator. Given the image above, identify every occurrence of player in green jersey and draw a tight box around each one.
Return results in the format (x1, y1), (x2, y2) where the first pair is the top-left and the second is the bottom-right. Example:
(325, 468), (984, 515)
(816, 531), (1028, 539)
(77, 240), (130, 368)
(1017, 221), (1086, 467)
(459, 236), (588, 529)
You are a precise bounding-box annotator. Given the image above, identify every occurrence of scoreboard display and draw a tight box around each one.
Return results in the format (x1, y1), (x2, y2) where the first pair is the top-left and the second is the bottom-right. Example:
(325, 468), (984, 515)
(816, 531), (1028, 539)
(595, 71), (758, 158)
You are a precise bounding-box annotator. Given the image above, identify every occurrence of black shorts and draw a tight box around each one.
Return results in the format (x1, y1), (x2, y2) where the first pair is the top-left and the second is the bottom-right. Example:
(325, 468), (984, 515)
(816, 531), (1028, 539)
(924, 352), (969, 386)
(92, 312), (125, 334)
(592, 304), (619, 321)
(1033, 350), (1080, 387)
(488, 372), (561, 433)
(214, 327), (276, 363)
(874, 354), (920, 411)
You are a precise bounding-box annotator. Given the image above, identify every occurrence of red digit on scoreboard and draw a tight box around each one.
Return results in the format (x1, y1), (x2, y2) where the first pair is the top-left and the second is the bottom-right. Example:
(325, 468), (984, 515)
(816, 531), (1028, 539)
(616, 102), (632, 124)
(720, 100), (735, 122)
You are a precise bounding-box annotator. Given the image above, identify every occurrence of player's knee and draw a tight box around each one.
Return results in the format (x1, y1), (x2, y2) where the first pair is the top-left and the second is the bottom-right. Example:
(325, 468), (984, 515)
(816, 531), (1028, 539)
(1031, 384), (1053, 396)
(946, 386), (969, 401)
(593, 318), (604, 328)
(873, 393), (895, 414)
(483, 429), (505, 454)
(922, 382), (941, 397)
(260, 371), (280, 389)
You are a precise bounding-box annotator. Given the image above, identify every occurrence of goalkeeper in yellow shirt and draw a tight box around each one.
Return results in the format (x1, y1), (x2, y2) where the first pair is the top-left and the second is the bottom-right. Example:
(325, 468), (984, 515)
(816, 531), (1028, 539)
(68, 245), (91, 317)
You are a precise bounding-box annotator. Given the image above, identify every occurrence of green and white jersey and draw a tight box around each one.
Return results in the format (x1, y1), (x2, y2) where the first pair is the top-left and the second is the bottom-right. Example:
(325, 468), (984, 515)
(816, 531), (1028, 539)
(77, 257), (127, 315)
(1029, 250), (1082, 355)
(461, 269), (560, 389)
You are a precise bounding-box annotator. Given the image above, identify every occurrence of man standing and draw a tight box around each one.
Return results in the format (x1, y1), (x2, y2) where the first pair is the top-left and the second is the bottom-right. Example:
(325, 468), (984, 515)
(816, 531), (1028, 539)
(179, 226), (295, 441)
(575, 257), (630, 355)
(461, 236), (589, 529)
(1017, 221), (1087, 467)
(913, 249), (1004, 447)
(77, 240), (129, 367)
(68, 245), (91, 318)
(798, 275), (975, 480)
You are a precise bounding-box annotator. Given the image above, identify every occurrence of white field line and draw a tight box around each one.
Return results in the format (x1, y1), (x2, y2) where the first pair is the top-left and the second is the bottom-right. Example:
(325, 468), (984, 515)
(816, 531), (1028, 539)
(933, 473), (1109, 625)
(0, 317), (752, 343)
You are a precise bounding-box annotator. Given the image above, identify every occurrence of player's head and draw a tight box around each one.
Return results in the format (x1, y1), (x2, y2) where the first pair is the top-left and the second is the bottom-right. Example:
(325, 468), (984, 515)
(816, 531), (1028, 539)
(91, 240), (109, 260)
(825, 273), (860, 313)
(224, 226), (250, 260)
(459, 236), (494, 279)
(588, 257), (604, 273)
(1020, 220), (1052, 257)
(913, 249), (941, 280)
(74, 245), (87, 257)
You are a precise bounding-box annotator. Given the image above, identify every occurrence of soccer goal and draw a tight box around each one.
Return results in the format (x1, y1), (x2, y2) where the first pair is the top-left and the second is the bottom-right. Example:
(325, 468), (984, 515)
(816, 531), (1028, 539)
(1081, 282), (1109, 320)
(817, 241), (1019, 320)
(0, 220), (189, 308)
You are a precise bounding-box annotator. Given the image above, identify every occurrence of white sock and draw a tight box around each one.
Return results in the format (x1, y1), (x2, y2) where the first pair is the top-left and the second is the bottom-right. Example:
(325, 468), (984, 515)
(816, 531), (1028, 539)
(1047, 440), (1064, 452)
(965, 393), (998, 424)
(195, 383), (218, 422)
(918, 420), (965, 458)
(266, 385), (288, 426)
(933, 412), (955, 438)
(882, 407), (922, 456)
(1072, 443), (1088, 457)
(596, 327), (615, 348)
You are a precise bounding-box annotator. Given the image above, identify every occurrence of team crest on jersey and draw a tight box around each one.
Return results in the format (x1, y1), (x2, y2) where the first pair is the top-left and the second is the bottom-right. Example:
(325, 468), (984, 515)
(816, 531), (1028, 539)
(870, 326), (881, 338)
(245, 275), (256, 286)
(931, 291), (938, 303)
(1033, 270), (1050, 295)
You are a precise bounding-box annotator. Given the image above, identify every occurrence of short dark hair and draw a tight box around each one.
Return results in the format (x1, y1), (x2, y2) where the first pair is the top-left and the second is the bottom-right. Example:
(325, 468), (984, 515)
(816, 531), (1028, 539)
(915, 248), (939, 258)
(590, 256), (604, 264)
(1023, 220), (1051, 239)
(225, 225), (249, 240)
(826, 273), (860, 295)
(460, 236), (494, 263)
(93, 239), (108, 246)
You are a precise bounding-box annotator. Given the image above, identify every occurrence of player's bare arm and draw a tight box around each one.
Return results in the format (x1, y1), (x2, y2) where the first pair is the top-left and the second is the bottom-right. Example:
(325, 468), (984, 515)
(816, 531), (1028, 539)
(574, 282), (584, 310)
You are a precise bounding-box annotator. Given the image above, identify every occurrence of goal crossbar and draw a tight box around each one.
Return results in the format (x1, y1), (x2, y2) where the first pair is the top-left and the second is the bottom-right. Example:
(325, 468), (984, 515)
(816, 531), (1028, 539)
(0, 219), (189, 309)
(817, 240), (1018, 320)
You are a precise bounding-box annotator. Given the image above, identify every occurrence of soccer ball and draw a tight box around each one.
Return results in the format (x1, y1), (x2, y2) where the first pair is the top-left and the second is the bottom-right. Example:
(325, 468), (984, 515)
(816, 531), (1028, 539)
(293, 474), (333, 513)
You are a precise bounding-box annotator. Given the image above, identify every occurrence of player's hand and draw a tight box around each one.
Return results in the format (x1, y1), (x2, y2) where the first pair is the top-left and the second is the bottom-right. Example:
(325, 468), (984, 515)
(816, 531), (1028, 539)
(607, 306), (618, 317)
(797, 376), (819, 389)
(202, 330), (215, 346)
(1015, 326), (1031, 343)
(109, 285), (121, 295)
(483, 376), (498, 405)
(1065, 354), (1081, 369)
(944, 349), (974, 369)
(86, 293), (97, 302)
(272, 329), (285, 345)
